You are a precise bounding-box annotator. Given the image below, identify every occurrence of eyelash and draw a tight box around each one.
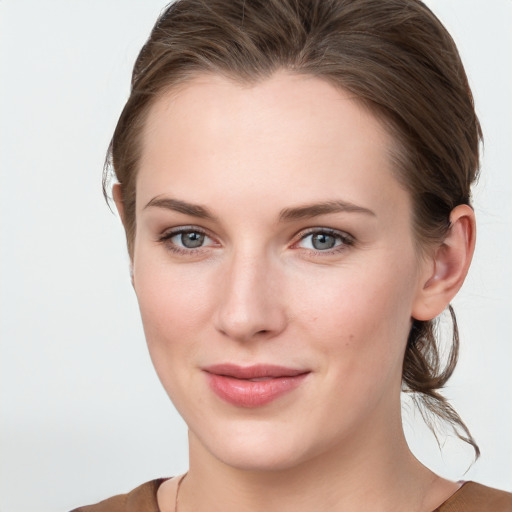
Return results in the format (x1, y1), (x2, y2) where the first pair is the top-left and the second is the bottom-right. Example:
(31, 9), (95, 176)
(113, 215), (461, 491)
(292, 228), (355, 255)
(158, 226), (215, 256)
(157, 226), (355, 256)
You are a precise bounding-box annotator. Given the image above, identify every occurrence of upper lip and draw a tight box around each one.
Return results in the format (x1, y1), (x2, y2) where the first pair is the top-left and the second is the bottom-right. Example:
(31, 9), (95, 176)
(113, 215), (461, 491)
(203, 364), (309, 379)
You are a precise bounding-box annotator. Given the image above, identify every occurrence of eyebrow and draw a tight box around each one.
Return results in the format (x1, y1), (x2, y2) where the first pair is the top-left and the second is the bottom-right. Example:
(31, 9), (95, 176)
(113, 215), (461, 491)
(278, 200), (375, 222)
(144, 196), (375, 222)
(144, 197), (217, 220)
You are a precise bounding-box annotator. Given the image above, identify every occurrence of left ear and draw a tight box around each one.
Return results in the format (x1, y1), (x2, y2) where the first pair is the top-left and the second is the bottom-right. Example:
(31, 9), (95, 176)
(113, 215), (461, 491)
(412, 204), (476, 321)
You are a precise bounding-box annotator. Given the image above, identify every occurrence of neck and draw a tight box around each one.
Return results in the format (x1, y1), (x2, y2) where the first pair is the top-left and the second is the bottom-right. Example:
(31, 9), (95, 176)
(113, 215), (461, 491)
(180, 418), (440, 512)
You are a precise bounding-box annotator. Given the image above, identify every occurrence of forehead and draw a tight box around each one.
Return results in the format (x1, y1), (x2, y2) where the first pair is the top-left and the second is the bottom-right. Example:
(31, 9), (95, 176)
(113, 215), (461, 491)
(136, 71), (408, 219)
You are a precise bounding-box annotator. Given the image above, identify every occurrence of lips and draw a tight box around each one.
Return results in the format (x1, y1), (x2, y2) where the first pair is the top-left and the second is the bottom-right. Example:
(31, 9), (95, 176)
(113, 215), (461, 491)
(203, 364), (309, 408)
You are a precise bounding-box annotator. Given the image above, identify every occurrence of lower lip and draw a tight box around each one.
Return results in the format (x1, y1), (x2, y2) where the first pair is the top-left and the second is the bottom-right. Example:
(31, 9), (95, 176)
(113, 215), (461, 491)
(205, 372), (308, 408)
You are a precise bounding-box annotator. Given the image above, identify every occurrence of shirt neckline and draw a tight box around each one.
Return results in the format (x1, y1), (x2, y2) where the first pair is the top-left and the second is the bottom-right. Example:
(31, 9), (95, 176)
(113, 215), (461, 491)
(431, 481), (470, 511)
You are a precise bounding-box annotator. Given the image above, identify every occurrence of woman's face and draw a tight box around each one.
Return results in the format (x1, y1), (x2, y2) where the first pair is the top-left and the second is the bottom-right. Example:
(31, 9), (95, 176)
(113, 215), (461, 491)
(130, 71), (432, 471)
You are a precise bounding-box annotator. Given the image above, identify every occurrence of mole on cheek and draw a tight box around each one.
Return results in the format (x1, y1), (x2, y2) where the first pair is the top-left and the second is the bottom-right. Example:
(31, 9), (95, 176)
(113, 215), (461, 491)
(345, 334), (355, 347)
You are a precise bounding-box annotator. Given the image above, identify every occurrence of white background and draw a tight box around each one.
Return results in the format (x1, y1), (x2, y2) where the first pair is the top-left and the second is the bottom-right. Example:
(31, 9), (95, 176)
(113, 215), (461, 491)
(0, 1), (511, 511)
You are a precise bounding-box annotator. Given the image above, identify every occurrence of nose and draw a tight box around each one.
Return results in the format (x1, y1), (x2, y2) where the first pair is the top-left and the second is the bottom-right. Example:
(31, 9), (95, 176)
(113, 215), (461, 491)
(213, 250), (287, 343)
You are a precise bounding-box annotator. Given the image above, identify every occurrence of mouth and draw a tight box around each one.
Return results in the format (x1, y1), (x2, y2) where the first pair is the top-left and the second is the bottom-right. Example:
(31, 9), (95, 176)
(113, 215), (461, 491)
(202, 364), (310, 408)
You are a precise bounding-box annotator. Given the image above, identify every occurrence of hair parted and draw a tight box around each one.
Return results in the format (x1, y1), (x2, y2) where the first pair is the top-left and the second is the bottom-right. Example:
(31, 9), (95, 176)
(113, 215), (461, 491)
(106, 0), (482, 457)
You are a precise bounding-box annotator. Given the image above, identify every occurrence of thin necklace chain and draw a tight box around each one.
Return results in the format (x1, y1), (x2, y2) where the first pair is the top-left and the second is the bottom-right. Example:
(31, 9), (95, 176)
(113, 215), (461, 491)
(174, 473), (188, 512)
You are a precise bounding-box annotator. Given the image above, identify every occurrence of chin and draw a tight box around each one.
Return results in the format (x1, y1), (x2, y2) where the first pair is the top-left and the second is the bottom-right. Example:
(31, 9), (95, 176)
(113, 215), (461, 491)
(211, 442), (310, 473)
(190, 419), (325, 473)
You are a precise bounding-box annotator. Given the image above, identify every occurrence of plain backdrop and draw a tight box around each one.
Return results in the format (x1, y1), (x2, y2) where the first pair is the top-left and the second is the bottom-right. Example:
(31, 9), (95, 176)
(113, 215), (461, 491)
(1, 1), (511, 511)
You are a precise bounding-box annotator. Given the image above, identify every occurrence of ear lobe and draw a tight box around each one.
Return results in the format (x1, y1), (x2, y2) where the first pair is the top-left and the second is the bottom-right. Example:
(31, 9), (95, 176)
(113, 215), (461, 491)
(412, 204), (476, 321)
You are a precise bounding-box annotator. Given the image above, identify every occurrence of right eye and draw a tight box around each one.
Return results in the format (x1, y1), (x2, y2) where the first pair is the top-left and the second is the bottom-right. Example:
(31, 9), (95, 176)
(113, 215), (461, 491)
(158, 227), (218, 255)
(173, 230), (206, 249)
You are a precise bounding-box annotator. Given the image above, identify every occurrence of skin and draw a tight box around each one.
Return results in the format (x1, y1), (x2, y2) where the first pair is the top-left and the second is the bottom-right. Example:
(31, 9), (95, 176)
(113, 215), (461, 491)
(114, 71), (475, 512)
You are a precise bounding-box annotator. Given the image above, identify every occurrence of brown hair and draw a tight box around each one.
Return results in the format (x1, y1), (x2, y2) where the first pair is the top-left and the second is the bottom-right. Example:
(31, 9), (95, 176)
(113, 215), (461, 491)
(106, 0), (482, 457)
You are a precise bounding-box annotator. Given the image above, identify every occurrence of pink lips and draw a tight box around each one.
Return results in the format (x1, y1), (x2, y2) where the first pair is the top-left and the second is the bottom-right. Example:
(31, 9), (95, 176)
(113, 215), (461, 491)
(203, 364), (309, 408)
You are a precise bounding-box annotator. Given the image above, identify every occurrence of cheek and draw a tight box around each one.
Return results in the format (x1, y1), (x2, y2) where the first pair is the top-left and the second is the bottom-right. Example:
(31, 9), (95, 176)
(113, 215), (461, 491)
(132, 252), (215, 369)
(293, 261), (417, 375)
(132, 262), (215, 422)
(134, 241), (212, 320)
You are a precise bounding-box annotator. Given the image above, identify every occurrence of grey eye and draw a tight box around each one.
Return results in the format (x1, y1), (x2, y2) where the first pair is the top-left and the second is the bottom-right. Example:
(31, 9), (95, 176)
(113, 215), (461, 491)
(296, 230), (350, 252)
(179, 231), (205, 248)
(311, 233), (337, 250)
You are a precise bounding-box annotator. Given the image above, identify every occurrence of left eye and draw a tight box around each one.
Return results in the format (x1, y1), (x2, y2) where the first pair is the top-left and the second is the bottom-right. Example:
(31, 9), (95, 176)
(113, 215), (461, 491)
(296, 230), (351, 251)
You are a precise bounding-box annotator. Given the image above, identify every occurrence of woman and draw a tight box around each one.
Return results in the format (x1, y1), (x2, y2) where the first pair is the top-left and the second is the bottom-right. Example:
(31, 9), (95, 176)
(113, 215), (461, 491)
(73, 0), (512, 510)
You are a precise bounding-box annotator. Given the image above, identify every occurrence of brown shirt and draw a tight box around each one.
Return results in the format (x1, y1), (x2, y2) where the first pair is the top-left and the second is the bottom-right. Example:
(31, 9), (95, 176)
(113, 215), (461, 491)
(71, 480), (512, 512)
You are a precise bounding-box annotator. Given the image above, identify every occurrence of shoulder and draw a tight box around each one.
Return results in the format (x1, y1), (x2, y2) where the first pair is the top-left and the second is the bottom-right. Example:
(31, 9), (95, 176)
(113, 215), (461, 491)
(436, 481), (512, 512)
(69, 478), (167, 512)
